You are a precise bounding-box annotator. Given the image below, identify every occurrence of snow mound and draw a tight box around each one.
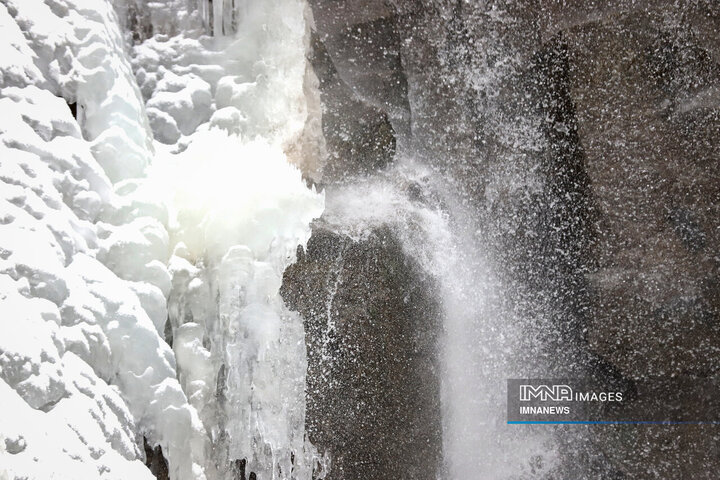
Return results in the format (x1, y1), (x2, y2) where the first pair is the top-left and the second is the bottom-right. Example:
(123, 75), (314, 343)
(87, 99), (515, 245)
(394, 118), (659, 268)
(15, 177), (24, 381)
(0, 1), (207, 479)
(2, 0), (327, 478)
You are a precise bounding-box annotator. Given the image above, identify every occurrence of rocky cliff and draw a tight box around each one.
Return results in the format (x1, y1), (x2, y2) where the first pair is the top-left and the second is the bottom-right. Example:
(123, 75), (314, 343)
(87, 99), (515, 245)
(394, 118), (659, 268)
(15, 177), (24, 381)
(294, 1), (720, 478)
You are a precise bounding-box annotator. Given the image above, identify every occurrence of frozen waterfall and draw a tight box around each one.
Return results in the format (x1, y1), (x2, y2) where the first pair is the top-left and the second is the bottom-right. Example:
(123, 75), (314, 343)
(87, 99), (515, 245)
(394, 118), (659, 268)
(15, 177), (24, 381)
(1, 0), (325, 478)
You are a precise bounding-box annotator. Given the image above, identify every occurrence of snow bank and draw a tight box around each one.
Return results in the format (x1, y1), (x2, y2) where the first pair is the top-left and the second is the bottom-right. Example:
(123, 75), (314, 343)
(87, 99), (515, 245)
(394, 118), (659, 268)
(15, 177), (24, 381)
(2, 0), (326, 478)
(128, 0), (322, 178)
(0, 1), (207, 479)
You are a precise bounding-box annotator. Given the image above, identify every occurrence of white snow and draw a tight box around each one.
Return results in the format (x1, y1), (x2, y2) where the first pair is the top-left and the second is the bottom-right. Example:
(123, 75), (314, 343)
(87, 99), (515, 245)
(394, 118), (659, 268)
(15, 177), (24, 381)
(1, 0), (324, 479)
(0, 1), (207, 479)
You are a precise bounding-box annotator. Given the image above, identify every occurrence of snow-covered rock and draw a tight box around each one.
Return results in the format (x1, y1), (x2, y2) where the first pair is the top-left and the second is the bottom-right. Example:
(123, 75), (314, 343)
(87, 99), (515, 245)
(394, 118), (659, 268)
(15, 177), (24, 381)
(2, 0), (326, 479)
(0, 1), (207, 479)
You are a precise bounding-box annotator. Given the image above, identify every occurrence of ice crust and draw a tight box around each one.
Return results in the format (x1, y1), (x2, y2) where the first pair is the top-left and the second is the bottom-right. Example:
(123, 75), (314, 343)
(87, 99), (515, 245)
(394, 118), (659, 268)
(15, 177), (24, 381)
(1, 0), (324, 479)
(1, 0), (201, 478)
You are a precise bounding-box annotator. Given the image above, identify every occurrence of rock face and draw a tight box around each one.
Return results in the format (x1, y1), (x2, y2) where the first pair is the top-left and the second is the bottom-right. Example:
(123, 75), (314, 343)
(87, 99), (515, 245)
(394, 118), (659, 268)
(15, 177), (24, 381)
(561, 6), (720, 380)
(304, 0), (720, 478)
(143, 438), (169, 480)
(552, 6), (720, 478)
(310, 34), (397, 182)
(308, 0), (414, 184)
(281, 224), (443, 480)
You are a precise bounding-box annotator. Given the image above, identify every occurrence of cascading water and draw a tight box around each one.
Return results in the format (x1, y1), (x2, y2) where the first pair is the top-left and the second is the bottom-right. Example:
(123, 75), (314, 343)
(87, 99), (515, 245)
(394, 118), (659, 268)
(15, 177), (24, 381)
(320, 153), (556, 479)
(3, 1), (719, 479)
(0, 0), (558, 477)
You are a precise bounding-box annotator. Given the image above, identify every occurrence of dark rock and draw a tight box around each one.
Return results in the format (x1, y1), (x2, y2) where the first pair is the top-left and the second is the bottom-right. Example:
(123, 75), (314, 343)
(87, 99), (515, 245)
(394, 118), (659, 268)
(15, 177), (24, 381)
(230, 458), (258, 480)
(305, 0), (720, 477)
(558, 5), (720, 380)
(307, 0), (411, 183)
(230, 458), (246, 480)
(309, 33), (396, 182)
(309, 0), (410, 132)
(66, 102), (77, 119)
(281, 223), (443, 480)
(143, 437), (169, 480)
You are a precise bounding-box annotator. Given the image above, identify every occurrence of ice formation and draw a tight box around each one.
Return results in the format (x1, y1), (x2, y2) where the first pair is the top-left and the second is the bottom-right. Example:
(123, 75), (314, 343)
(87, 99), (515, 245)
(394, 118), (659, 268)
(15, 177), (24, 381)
(155, 130), (324, 480)
(1, 0), (323, 479)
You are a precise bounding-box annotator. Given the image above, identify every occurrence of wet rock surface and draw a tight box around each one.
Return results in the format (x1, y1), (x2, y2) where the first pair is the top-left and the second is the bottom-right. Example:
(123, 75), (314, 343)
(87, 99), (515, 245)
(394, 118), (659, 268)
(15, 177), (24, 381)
(143, 438), (169, 480)
(305, 0), (720, 478)
(309, 33), (397, 182)
(560, 7), (720, 380)
(281, 224), (443, 480)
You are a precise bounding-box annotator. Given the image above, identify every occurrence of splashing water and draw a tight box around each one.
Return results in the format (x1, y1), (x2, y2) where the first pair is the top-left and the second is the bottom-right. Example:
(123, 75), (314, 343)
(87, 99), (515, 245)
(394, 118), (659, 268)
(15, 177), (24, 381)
(0, 0), (558, 477)
(322, 153), (557, 479)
